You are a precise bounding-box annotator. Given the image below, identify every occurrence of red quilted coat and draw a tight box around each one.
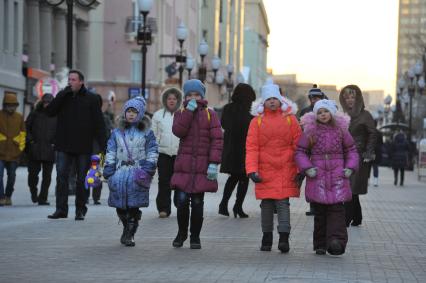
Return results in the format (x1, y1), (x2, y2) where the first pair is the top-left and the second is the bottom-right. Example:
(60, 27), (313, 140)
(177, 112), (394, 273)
(246, 108), (302, 200)
(170, 99), (223, 193)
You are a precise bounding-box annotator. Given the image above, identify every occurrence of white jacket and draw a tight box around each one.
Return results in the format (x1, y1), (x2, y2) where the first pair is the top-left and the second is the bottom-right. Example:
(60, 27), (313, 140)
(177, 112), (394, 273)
(152, 108), (180, 156)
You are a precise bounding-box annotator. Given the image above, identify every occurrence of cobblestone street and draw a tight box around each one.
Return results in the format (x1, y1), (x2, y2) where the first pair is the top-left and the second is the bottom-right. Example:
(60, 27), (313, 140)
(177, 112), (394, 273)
(1, 167), (425, 282)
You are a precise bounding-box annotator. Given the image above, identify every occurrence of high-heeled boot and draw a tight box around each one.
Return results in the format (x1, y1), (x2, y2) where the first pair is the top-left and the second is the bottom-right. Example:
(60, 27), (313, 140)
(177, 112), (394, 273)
(233, 177), (249, 218)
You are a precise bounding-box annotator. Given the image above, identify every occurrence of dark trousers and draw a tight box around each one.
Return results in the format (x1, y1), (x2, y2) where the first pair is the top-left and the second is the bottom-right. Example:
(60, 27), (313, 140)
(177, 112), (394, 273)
(220, 174), (249, 209)
(92, 183), (102, 202)
(27, 160), (54, 202)
(116, 207), (141, 219)
(55, 152), (90, 215)
(393, 167), (405, 186)
(175, 190), (204, 238)
(313, 203), (348, 251)
(344, 194), (362, 226)
(156, 153), (176, 215)
(0, 160), (18, 198)
(372, 164), (379, 178)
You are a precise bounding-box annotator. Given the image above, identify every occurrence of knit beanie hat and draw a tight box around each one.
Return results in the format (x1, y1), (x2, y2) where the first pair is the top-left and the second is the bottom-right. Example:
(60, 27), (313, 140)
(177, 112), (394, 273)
(122, 96), (146, 122)
(256, 83), (289, 113)
(308, 84), (325, 98)
(313, 99), (338, 116)
(183, 79), (206, 98)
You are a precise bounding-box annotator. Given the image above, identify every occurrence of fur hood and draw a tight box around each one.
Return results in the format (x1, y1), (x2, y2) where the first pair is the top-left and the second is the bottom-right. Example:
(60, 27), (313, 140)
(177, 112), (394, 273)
(117, 115), (152, 131)
(339, 85), (365, 117)
(300, 111), (350, 135)
(161, 87), (183, 112)
(250, 97), (298, 116)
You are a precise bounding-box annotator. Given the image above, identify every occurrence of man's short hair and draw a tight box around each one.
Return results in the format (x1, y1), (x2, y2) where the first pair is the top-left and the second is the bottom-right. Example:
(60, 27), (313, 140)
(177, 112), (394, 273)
(69, 69), (85, 81)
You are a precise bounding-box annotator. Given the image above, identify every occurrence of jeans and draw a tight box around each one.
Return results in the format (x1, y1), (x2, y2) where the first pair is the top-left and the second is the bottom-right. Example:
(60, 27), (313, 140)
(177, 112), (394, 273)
(55, 152), (90, 215)
(261, 198), (291, 233)
(175, 190), (205, 238)
(28, 160), (54, 202)
(156, 153), (176, 215)
(372, 164), (379, 178)
(0, 160), (18, 198)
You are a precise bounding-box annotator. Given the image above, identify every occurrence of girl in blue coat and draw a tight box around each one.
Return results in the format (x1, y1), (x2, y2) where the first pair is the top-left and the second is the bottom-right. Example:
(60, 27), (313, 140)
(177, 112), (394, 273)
(103, 97), (158, 246)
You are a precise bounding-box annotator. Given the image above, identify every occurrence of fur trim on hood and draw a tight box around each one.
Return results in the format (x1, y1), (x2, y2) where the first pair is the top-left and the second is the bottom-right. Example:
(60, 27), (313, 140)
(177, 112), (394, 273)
(339, 85), (365, 117)
(300, 111), (350, 135)
(250, 97), (298, 116)
(117, 115), (152, 131)
(161, 87), (183, 112)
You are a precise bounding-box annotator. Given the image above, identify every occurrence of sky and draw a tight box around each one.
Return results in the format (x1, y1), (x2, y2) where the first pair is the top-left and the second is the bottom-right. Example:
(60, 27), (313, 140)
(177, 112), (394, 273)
(263, 0), (399, 97)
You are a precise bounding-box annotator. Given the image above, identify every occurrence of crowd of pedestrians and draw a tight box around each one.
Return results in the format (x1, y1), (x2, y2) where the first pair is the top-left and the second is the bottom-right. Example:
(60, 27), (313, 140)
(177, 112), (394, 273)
(0, 69), (412, 256)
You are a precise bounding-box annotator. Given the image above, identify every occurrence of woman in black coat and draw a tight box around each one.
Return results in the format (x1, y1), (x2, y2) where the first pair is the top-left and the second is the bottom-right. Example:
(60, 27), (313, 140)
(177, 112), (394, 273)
(219, 83), (256, 218)
(389, 132), (410, 186)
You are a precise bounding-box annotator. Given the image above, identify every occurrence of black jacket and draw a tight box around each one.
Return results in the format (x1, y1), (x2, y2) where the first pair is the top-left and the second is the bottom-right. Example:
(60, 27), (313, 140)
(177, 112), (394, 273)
(297, 105), (313, 119)
(46, 85), (106, 154)
(389, 133), (410, 168)
(25, 103), (57, 162)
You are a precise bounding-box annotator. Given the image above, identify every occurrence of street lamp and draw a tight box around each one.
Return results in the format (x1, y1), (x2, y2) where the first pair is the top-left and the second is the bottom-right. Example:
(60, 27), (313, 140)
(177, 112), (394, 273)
(137, 0), (153, 98)
(226, 63), (234, 102)
(198, 39), (209, 82)
(215, 72), (224, 95)
(185, 55), (195, 79)
(43, 0), (97, 69)
(176, 22), (188, 87)
(211, 56), (221, 81)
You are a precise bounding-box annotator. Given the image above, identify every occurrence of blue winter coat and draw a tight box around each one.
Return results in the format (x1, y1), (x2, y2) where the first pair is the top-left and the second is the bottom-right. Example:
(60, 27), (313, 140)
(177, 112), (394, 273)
(103, 121), (158, 209)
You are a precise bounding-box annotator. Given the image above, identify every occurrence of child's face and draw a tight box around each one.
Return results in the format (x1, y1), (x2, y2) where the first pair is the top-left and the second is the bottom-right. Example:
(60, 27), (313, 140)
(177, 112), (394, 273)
(125, 107), (139, 123)
(317, 108), (332, 124)
(185, 92), (202, 101)
(166, 94), (178, 111)
(264, 97), (281, 111)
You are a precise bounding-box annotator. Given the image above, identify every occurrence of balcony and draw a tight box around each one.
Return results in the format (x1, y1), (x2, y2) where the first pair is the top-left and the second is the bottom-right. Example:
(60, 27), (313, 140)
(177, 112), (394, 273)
(125, 16), (157, 42)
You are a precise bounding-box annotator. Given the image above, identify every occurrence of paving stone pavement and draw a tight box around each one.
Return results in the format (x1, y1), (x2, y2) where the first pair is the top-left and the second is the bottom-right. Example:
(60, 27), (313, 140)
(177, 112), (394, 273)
(0, 166), (425, 282)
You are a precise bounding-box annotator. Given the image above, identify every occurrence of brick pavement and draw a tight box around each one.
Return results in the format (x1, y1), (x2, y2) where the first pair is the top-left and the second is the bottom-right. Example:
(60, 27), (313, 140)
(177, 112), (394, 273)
(0, 166), (425, 282)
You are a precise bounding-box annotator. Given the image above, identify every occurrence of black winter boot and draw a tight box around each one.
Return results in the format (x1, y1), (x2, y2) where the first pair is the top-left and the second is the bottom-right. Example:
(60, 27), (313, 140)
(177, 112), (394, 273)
(260, 232), (273, 251)
(328, 239), (344, 255)
(278, 232), (290, 253)
(173, 206), (189, 248)
(123, 217), (138, 247)
(117, 212), (127, 245)
(189, 217), (203, 249)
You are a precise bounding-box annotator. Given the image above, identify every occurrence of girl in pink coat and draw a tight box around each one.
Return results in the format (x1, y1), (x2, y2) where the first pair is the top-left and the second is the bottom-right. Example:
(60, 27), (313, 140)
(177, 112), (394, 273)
(295, 100), (359, 256)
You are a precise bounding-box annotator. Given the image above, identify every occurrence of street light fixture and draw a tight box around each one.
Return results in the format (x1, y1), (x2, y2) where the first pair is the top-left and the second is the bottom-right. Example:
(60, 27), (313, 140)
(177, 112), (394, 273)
(215, 72), (224, 95)
(211, 56), (221, 80)
(176, 22), (188, 87)
(198, 39), (209, 82)
(43, 0), (97, 69)
(137, 0), (153, 98)
(185, 55), (195, 79)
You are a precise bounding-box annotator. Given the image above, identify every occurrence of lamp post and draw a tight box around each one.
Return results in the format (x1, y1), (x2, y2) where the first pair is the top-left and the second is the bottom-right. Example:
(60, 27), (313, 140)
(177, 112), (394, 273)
(211, 56), (221, 81)
(185, 55), (195, 79)
(197, 39), (209, 82)
(226, 63), (234, 102)
(215, 72), (224, 95)
(44, 0), (97, 69)
(176, 22), (188, 88)
(137, 0), (153, 98)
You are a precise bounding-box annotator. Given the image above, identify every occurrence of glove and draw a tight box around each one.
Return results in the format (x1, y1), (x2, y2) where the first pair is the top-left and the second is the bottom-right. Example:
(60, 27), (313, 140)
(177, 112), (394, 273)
(305, 167), (317, 178)
(0, 133), (6, 142)
(343, 168), (353, 178)
(248, 172), (262, 183)
(207, 163), (218, 180)
(362, 152), (375, 163)
(186, 99), (198, 112)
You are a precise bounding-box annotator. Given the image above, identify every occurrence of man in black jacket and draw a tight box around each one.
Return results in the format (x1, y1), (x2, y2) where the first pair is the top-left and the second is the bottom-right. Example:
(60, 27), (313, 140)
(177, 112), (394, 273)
(46, 70), (106, 220)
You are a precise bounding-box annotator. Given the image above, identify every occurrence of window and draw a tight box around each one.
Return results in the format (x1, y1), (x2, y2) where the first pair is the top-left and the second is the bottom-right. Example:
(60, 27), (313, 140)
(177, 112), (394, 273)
(13, 1), (18, 53)
(218, 41), (222, 58)
(4, 0), (9, 51)
(202, 29), (208, 39)
(219, 0), (223, 23)
(131, 51), (142, 83)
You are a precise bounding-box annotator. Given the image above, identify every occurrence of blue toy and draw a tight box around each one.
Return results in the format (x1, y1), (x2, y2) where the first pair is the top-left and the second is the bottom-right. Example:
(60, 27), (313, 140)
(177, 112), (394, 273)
(85, 155), (102, 190)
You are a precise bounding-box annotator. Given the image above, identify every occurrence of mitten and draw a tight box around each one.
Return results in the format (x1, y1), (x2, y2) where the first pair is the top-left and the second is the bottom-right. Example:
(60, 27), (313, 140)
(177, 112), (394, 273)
(207, 163), (218, 180)
(305, 167), (317, 178)
(343, 168), (353, 178)
(186, 99), (198, 112)
(248, 172), (262, 183)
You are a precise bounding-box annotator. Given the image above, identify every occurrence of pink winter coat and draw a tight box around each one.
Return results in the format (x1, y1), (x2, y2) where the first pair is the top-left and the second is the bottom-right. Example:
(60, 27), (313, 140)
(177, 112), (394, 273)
(170, 99), (223, 193)
(295, 112), (359, 204)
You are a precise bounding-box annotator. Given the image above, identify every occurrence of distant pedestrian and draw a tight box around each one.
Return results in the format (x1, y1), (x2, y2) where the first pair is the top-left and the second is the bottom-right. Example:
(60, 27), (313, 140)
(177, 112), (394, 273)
(246, 83), (301, 253)
(297, 84), (326, 216)
(295, 100), (359, 255)
(151, 87), (182, 218)
(46, 69), (107, 220)
(103, 97), (158, 247)
(170, 79), (223, 249)
(389, 132), (410, 186)
(0, 93), (26, 206)
(218, 83), (256, 218)
(25, 93), (57, 205)
(339, 85), (377, 227)
(371, 123), (383, 187)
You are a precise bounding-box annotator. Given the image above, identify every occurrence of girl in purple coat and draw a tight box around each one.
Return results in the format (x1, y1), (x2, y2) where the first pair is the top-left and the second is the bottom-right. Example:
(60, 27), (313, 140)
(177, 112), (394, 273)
(295, 100), (359, 256)
(170, 79), (223, 249)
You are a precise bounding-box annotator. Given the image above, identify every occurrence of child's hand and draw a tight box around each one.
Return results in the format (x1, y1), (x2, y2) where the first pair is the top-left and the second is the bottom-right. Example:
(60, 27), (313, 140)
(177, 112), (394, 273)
(186, 99), (198, 112)
(248, 172), (262, 183)
(207, 163), (218, 180)
(343, 168), (353, 178)
(305, 167), (317, 178)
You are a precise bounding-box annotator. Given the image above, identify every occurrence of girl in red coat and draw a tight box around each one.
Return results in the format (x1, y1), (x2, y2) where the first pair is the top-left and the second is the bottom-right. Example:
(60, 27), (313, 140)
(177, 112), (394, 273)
(170, 79), (223, 249)
(246, 83), (301, 253)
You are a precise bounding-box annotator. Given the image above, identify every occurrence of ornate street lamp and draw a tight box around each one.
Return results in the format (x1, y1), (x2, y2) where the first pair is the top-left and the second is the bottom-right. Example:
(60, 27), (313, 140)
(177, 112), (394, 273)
(185, 55), (195, 79)
(44, 0), (97, 69)
(176, 22), (188, 87)
(137, 0), (153, 98)
(198, 39), (209, 82)
(215, 72), (224, 95)
(211, 56), (221, 81)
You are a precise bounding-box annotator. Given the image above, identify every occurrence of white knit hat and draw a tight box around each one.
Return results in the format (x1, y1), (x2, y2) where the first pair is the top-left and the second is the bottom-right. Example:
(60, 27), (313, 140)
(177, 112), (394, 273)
(313, 99), (338, 116)
(257, 83), (289, 113)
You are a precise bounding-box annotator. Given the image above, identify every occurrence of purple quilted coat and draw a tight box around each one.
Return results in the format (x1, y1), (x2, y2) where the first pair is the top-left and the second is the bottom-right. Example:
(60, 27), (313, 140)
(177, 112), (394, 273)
(170, 99), (223, 193)
(295, 112), (359, 204)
